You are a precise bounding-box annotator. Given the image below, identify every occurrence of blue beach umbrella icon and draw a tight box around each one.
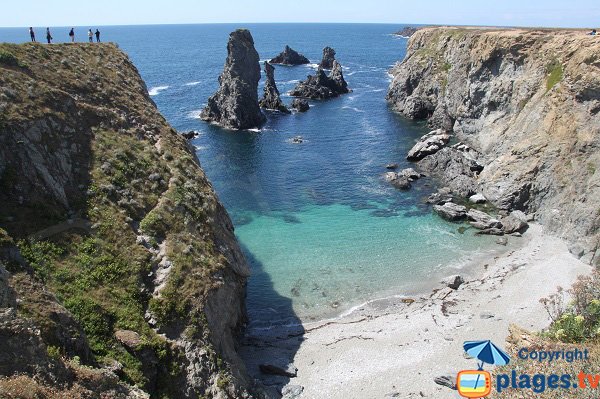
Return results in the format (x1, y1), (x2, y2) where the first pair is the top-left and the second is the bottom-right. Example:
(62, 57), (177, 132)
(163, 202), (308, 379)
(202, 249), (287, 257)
(463, 340), (511, 369)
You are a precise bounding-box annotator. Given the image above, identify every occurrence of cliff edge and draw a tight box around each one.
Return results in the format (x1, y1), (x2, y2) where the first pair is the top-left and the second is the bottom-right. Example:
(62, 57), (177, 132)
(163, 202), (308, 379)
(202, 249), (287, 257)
(387, 27), (600, 262)
(0, 42), (253, 398)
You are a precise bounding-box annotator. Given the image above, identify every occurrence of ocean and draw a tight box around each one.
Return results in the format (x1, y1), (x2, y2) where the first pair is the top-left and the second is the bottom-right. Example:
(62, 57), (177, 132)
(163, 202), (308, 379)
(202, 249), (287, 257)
(1, 24), (500, 332)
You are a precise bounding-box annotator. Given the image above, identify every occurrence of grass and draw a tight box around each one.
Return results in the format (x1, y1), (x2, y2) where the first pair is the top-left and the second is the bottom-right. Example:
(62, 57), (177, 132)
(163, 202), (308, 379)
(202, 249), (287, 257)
(546, 59), (564, 91)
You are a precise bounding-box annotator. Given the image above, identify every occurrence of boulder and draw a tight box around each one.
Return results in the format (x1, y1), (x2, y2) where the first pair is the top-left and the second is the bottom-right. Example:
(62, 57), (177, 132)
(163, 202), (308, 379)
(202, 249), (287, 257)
(259, 363), (298, 378)
(466, 209), (503, 230)
(289, 61), (350, 100)
(319, 46), (336, 69)
(469, 193), (487, 204)
(434, 375), (457, 390)
(259, 62), (290, 113)
(442, 275), (464, 290)
(500, 214), (528, 234)
(181, 130), (197, 140)
(398, 167), (421, 181)
(475, 228), (505, 236)
(269, 45), (310, 65)
(406, 129), (451, 161)
(291, 98), (309, 112)
(385, 163), (399, 170)
(433, 202), (467, 221)
(200, 29), (266, 129)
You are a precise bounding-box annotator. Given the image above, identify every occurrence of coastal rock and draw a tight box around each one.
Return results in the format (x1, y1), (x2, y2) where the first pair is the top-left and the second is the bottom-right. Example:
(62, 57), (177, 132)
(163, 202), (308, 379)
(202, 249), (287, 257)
(201, 29), (266, 129)
(395, 27), (419, 38)
(500, 214), (528, 234)
(406, 129), (450, 161)
(417, 144), (484, 198)
(319, 46), (336, 69)
(433, 202), (467, 221)
(259, 62), (290, 113)
(259, 363), (298, 378)
(384, 172), (411, 190)
(291, 98), (310, 112)
(181, 130), (197, 139)
(269, 45), (310, 65)
(434, 375), (457, 390)
(398, 167), (421, 181)
(289, 61), (350, 100)
(282, 385), (304, 399)
(496, 237), (509, 246)
(475, 228), (505, 236)
(386, 163), (399, 170)
(466, 209), (502, 230)
(442, 275), (464, 290)
(469, 193), (487, 204)
(387, 27), (600, 247)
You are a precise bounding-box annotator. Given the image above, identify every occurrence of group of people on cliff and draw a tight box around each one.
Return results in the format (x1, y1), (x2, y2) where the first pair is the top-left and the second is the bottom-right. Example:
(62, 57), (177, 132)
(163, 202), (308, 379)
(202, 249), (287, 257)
(29, 27), (101, 44)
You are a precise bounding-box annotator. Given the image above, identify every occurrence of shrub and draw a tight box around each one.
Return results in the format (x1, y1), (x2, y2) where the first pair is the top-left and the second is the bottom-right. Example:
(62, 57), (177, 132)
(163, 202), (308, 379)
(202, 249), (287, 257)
(17, 240), (65, 282)
(546, 59), (563, 91)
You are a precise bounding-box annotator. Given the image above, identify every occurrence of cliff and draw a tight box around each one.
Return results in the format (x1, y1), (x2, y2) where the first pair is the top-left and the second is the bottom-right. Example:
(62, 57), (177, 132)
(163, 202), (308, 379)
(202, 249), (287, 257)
(0, 42), (253, 398)
(387, 27), (600, 262)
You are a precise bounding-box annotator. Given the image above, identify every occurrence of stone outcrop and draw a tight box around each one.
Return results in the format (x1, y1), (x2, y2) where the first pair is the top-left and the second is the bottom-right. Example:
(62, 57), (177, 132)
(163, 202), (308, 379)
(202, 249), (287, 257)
(319, 46), (336, 69)
(269, 45), (310, 65)
(0, 42), (254, 397)
(395, 27), (420, 38)
(259, 61), (290, 113)
(291, 98), (310, 112)
(388, 27), (600, 260)
(433, 202), (467, 221)
(201, 29), (266, 130)
(406, 129), (450, 161)
(290, 60), (350, 100)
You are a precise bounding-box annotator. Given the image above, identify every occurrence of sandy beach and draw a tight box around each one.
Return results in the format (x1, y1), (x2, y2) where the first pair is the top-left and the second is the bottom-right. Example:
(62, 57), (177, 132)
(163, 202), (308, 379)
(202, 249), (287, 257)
(240, 224), (592, 398)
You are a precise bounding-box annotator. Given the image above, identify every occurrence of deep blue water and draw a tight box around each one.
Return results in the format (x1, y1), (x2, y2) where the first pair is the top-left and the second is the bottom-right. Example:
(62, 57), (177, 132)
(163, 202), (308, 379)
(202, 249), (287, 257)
(1, 24), (499, 330)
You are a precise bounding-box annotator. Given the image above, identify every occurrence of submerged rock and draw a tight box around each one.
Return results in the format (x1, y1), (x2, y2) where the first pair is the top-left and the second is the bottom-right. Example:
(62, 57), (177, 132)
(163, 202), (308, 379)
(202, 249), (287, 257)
(269, 45), (310, 65)
(259, 62), (290, 113)
(291, 98), (310, 112)
(201, 29), (266, 130)
(386, 163), (399, 170)
(290, 61), (350, 100)
(406, 129), (450, 161)
(384, 171), (411, 190)
(319, 46), (336, 69)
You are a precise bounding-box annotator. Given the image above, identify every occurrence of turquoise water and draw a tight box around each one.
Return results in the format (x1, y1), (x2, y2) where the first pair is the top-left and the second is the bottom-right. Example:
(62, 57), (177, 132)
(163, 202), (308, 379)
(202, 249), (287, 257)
(1, 24), (500, 330)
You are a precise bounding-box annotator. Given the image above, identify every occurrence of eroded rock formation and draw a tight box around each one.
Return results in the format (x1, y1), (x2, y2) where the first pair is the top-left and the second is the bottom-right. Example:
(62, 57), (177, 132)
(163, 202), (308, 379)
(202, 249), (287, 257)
(319, 46), (336, 69)
(201, 29), (266, 130)
(290, 60), (350, 100)
(259, 61), (290, 113)
(269, 45), (310, 65)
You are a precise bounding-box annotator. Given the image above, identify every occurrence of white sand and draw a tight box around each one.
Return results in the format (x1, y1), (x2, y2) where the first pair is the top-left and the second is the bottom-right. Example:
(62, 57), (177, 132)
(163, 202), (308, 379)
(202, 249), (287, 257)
(241, 224), (592, 398)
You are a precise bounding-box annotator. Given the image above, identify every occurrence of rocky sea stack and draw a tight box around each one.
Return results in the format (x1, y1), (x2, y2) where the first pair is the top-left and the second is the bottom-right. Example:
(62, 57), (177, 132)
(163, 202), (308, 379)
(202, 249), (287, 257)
(387, 27), (600, 261)
(201, 29), (266, 130)
(269, 45), (310, 65)
(290, 60), (350, 100)
(259, 61), (290, 113)
(319, 46), (336, 69)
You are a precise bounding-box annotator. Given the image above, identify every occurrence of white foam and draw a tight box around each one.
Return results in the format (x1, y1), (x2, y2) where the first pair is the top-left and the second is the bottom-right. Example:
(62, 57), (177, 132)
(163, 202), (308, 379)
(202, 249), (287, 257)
(184, 81), (201, 86)
(187, 109), (203, 119)
(148, 85), (169, 96)
(194, 145), (207, 151)
(281, 79), (300, 84)
(342, 106), (365, 113)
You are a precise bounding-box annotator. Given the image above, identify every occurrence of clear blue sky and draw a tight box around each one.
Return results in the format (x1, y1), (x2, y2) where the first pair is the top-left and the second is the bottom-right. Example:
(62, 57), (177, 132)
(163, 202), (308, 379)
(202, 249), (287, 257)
(2, 0), (599, 28)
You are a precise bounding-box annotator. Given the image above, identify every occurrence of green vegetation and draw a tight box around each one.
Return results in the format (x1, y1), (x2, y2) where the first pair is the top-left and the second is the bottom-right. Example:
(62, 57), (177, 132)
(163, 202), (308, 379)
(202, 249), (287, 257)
(546, 59), (564, 91)
(0, 49), (28, 69)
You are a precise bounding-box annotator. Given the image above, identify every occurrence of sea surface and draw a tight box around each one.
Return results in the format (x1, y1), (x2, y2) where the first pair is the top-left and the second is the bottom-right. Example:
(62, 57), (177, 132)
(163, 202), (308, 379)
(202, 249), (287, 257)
(1, 24), (501, 331)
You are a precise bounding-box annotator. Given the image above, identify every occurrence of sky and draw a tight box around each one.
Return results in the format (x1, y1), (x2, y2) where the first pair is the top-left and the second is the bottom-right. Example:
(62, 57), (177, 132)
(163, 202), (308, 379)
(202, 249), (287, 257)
(2, 0), (599, 28)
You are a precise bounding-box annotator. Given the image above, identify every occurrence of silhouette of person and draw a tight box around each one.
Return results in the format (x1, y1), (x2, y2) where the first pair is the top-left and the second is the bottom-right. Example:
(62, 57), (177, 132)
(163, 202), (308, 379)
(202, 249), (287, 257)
(88, 29), (93, 43)
(95, 29), (100, 42)
(29, 27), (36, 42)
(69, 28), (75, 43)
(46, 28), (52, 44)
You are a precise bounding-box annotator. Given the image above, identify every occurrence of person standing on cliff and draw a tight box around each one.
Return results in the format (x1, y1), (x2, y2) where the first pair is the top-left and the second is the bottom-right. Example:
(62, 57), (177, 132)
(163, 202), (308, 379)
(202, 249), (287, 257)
(88, 29), (93, 43)
(46, 28), (52, 44)
(68, 28), (75, 43)
(29, 27), (36, 42)
(95, 29), (100, 42)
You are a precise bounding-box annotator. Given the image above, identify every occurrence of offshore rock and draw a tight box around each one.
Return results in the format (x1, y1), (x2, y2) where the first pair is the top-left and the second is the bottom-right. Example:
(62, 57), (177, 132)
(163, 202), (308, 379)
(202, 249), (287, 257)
(259, 62), (290, 113)
(319, 46), (336, 69)
(433, 202), (467, 221)
(201, 29), (266, 129)
(269, 45), (310, 65)
(291, 98), (310, 112)
(290, 61), (350, 100)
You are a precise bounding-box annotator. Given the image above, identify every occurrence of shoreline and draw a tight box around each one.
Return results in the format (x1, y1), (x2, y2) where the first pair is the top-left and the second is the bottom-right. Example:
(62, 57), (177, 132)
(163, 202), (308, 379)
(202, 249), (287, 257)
(240, 223), (592, 398)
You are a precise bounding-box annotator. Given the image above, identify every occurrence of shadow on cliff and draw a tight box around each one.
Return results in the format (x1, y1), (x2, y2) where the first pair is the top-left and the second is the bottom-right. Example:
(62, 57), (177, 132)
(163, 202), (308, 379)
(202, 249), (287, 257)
(237, 243), (304, 397)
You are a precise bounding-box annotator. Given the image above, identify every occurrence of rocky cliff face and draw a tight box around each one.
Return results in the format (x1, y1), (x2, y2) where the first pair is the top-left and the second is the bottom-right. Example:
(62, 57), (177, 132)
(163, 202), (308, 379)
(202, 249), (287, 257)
(259, 62), (290, 113)
(201, 29), (266, 130)
(0, 42), (253, 398)
(387, 27), (600, 262)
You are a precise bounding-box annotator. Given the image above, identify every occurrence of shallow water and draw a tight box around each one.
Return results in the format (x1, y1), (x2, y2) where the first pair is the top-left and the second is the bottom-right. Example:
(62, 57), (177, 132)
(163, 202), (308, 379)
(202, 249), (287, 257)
(1, 24), (499, 331)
